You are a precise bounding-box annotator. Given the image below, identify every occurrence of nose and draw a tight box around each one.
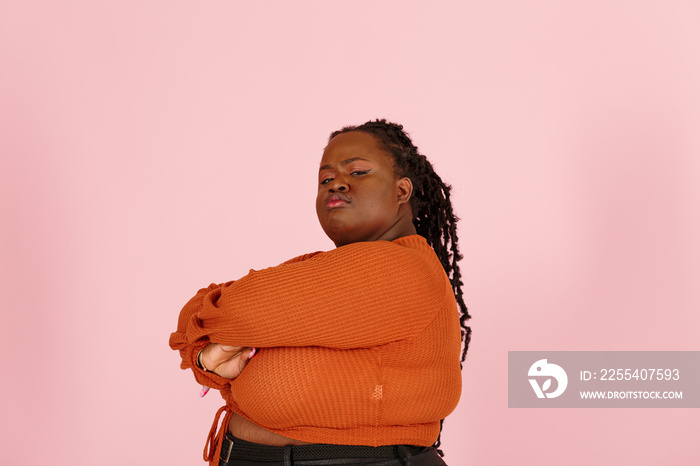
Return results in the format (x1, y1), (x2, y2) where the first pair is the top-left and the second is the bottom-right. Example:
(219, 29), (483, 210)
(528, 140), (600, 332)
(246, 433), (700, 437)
(328, 176), (348, 192)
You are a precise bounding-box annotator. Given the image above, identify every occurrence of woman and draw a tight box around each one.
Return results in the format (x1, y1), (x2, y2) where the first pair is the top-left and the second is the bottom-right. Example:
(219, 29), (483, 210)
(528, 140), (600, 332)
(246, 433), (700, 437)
(170, 120), (472, 465)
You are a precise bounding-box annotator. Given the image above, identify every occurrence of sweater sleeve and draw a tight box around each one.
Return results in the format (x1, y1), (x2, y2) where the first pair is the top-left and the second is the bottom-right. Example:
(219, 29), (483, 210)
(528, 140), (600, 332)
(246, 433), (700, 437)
(168, 251), (323, 385)
(184, 238), (446, 349)
(169, 282), (235, 389)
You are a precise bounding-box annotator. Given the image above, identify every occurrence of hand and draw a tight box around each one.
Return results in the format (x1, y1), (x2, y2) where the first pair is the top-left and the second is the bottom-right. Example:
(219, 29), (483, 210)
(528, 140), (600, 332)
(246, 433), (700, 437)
(199, 344), (256, 380)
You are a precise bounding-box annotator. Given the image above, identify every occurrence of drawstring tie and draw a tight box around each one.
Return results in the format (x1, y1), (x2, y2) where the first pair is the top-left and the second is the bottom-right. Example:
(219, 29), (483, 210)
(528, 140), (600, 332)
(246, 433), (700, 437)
(204, 405), (233, 464)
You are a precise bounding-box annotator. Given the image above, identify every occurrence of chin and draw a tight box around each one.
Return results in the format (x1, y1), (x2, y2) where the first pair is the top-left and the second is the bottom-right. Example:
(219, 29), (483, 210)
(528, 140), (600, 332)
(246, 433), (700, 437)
(328, 234), (352, 248)
(321, 220), (352, 246)
(326, 230), (359, 248)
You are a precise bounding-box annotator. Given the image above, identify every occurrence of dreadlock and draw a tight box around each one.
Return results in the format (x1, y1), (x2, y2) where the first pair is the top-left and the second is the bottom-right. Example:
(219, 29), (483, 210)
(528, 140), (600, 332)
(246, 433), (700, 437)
(330, 119), (471, 452)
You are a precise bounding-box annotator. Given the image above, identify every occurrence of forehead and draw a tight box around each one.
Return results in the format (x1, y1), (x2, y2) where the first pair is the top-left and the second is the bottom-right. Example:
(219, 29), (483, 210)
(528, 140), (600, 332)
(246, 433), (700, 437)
(320, 131), (391, 165)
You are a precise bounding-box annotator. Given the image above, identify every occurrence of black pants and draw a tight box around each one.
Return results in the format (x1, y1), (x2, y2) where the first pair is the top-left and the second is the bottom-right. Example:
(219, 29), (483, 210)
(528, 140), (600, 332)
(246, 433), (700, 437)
(218, 434), (447, 466)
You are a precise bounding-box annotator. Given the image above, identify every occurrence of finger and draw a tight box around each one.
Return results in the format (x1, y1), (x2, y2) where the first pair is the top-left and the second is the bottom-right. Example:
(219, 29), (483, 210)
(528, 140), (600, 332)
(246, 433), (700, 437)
(237, 347), (257, 373)
(206, 344), (243, 367)
(201, 344), (227, 370)
(219, 345), (243, 353)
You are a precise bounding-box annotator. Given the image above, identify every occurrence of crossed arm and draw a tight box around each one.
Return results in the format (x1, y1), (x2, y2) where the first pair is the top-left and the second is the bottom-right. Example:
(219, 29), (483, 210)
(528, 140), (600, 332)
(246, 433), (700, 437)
(169, 238), (446, 387)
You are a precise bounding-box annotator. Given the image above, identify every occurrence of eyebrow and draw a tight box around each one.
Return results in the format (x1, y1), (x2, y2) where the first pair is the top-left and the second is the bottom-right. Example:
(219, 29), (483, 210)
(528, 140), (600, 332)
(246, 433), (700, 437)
(319, 157), (372, 171)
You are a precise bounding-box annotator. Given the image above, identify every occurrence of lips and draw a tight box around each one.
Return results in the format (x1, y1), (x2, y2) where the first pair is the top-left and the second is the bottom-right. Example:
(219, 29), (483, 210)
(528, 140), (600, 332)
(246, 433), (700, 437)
(326, 193), (350, 209)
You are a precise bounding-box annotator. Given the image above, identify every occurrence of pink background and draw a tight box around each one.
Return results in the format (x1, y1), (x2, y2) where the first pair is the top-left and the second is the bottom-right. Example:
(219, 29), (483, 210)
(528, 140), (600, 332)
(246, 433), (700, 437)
(2, 1), (699, 465)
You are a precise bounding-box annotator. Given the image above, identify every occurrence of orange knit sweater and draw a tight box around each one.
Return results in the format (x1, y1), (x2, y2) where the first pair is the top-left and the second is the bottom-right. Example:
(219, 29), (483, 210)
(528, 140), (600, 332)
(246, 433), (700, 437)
(169, 235), (462, 458)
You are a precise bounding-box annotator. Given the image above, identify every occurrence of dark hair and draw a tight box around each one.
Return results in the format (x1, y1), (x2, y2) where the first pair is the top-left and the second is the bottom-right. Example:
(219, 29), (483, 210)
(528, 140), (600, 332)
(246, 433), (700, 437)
(330, 119), (471, 451)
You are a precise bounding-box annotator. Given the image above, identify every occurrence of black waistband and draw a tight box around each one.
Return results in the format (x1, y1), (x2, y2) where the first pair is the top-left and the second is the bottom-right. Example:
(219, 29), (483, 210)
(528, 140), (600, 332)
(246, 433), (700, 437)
(220, 434), (429, 464)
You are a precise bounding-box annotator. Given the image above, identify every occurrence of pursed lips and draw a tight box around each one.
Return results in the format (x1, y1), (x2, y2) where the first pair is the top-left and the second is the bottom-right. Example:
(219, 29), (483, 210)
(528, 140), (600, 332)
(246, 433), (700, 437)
(326, 193), (351, 209)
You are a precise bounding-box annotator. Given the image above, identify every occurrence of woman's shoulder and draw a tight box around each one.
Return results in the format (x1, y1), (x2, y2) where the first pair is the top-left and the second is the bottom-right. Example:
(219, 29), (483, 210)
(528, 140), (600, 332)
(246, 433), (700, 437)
(334, 235), (443, 277)
(280, 250), (324, 265)
(338, 234), (429, 252)
(390, 234), (429, 249)
(277, 235), (439, 275)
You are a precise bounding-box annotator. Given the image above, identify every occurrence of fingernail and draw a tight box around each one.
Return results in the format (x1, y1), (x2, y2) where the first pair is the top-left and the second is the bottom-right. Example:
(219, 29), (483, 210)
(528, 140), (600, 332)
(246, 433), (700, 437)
(200, 386), (210, 397)
(248, 347), (257, 359)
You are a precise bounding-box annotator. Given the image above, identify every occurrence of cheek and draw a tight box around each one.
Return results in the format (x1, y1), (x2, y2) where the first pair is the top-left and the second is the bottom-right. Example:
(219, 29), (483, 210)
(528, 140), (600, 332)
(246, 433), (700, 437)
(367, 183), (399, 210)
(315, 194), (324, 217)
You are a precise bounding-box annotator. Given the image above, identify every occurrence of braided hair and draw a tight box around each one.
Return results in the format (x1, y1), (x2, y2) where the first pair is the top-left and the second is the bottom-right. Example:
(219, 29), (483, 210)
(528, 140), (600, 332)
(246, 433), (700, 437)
(330, 119), (471, 360)
(329, 119), (471, 452)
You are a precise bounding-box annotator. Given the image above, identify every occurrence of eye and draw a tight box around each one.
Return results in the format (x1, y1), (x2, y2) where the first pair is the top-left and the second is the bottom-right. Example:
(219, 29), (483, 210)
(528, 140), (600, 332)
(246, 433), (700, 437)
(350, 170), (370, 176)
(320, 177), (333, 185)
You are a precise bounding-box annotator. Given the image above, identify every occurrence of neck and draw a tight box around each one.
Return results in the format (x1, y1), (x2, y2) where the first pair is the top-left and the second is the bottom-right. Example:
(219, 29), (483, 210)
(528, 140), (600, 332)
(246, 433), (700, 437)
(377, 217), (417, 243)
(368, 206), (418, 244)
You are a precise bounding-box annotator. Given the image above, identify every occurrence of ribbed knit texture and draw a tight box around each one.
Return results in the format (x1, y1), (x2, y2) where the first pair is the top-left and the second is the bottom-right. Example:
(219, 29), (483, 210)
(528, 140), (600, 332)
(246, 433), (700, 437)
(169, 235), (462, 457)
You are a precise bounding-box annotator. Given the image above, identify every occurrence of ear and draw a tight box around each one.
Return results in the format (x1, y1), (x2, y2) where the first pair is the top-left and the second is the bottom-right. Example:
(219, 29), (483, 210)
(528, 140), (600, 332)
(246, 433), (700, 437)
(396, 177), (413, 205)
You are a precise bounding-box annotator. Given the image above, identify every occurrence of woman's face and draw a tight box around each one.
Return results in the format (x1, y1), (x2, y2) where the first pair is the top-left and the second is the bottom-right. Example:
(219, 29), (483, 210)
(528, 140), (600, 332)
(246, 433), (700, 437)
(316, 131), (415, 247)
